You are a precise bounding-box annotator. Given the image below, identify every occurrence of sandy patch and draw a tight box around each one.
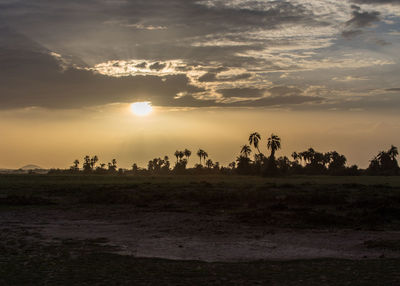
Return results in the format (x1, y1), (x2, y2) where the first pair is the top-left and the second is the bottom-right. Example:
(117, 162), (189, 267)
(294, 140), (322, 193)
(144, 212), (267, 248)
(1, 207), (399, 262)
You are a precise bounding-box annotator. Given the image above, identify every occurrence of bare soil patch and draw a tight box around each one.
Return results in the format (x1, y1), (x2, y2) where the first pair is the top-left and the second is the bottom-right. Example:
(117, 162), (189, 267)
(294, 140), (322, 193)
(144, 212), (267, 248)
(2, 206), (399, 262)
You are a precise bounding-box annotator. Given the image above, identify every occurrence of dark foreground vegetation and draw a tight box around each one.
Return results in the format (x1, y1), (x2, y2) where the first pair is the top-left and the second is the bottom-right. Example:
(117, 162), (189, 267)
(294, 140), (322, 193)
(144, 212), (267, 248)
(1, 174), (400, 230)
(1, 175), (400, 285)
(45, 133), (399, 177)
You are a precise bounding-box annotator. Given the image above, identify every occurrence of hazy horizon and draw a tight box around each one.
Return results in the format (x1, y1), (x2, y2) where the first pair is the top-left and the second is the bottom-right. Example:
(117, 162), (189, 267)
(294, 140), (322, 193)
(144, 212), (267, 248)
(1, 106), (399, 170)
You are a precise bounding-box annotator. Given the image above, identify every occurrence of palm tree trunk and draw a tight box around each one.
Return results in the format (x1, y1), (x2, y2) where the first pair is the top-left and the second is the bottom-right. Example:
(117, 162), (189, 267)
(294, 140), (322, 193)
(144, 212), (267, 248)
(270, 149), (275, 160)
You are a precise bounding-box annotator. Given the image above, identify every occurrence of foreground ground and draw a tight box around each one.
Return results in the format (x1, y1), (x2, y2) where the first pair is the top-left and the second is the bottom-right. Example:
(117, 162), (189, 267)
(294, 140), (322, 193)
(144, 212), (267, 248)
(1, 174), (400, 285)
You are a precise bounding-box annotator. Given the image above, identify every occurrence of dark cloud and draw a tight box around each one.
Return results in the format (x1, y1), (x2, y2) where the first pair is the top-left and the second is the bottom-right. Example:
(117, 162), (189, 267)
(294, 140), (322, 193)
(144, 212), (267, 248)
(345, 6), (380, 28)
(135, 61), (147, 68)
(341, 29), (363, 38)
(374, 38), (391, 46)
(0, 27), (204, 109)
(0, 24), (322, 109)
(0, 36), (328, 109)
(351, 0), (400, 4)
(0, 23), (326, 109)
(217, 88), (265, 98)
(223, 73), (253, 82)
(149, 61), (166, 71)
(386, 88), (400, 91)
(198, 67), (227, 82)
(198, 72), (218, 82)
(0, 62), (205, 109)
(268, 86), (303, 97)
(0, 1), (399, 111)
(0, 0), (326, 66)
(342, 5), (381, 38)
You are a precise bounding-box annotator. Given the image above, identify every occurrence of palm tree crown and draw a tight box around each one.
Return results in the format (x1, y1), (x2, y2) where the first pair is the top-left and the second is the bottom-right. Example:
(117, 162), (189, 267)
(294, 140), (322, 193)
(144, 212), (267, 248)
(267, 133), (281, 159)
(388, 145), (399, 160)
(249, 132), (261, 154)
(197, 149), (208, 165)
(202, 151), (208, 163)
(240, 144), (252, 158)
(184, 149), (192, 160)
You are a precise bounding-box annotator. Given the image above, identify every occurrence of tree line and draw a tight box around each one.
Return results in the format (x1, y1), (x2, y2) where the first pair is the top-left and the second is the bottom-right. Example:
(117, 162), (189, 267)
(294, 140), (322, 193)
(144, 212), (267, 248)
(49, 132), (399, 176)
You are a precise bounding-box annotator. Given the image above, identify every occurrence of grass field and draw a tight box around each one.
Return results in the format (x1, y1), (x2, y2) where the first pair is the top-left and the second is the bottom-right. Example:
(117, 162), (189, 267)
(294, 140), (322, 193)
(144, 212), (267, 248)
(1, 174), (399, 230)
(1, 174), (400, 285)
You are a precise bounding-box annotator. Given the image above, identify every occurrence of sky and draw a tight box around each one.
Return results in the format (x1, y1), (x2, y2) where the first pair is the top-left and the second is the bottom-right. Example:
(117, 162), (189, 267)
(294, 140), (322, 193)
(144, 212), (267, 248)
(0, 0), (399, 169)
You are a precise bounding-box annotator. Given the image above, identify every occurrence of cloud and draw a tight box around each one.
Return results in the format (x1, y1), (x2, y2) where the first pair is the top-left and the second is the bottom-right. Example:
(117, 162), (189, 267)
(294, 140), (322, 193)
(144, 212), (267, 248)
(0, 0), (399, 111)
(341, 29), (363, 38)
(198, 67), (227, 82)
(217, 88), (265, 98)
(351, 0), (400, 5)
(149, 62), (166, 71)
(267, 86), (303, 96)
(198, 67), (251, 83)
(226, 95), (324, 107)
(0, 0), (328, 67)
(135, 62), (147, 68)
(342, 5), (381, 38)
(0, 27), (206, 109)
(300, 93), (400, 111)
(332, 76), (368, 82)
(346, 6), (380, 28)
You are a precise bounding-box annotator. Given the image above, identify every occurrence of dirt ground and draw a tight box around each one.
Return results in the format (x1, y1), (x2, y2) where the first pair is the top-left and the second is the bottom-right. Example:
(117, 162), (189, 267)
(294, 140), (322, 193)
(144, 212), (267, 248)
(1, 206), (399, 262)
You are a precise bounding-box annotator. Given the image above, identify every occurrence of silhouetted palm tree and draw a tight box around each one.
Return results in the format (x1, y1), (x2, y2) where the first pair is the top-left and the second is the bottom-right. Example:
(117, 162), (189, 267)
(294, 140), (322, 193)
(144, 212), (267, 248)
(197, 149), (208, 165)
(70, 159), (80, 171)
(202, 151), (209, 163)
(300, 148), (315, 164)
(163, 156), (170, 171)
(254, 153), (265, 164)
(178, 151), (185, 162)
(73, 159), (79, 169)
(197, 149), (203, 164)
(267, 134), (281, 159)
(240, 144), (252, 158)
(291, 152), (299, 163)
(388, 145), (399, 160)
(327, 151), (347, 171)
(83, 156), (91, 172)
(174, 150), (180, 163)
(249, 132), (261, 154)
(108, 159), (117, 172)
(90, 155), (99, 170)
(184, 149), (192, 161)
(206, 159), (213, 169)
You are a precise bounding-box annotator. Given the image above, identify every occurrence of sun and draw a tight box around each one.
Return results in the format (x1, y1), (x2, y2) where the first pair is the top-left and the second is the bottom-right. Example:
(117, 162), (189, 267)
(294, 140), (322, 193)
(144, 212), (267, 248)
(130, 102), (153, 116)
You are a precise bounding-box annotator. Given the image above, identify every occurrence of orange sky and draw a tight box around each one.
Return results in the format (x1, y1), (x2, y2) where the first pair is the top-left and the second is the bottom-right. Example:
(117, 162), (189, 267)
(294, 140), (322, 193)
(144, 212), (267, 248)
(1, 105), (399, 169)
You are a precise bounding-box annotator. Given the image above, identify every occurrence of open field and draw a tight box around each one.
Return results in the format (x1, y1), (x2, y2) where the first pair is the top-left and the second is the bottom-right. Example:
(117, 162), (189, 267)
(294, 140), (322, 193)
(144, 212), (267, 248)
(1, 174), (400, 285)
(1, 174), (400, 230)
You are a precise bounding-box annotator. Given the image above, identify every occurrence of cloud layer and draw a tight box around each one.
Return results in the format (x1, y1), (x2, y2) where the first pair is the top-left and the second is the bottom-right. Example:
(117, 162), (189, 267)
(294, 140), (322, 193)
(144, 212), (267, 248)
(0, 0), (399, 110)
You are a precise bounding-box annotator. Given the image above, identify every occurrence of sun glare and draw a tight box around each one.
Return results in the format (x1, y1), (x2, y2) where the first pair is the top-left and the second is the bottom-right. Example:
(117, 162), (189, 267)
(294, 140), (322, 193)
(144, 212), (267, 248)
(130, 102), (153, 116)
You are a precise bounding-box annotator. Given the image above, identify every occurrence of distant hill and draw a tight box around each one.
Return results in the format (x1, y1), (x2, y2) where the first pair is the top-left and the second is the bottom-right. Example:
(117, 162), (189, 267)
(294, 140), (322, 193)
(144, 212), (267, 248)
(20, 164), (42, 170)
